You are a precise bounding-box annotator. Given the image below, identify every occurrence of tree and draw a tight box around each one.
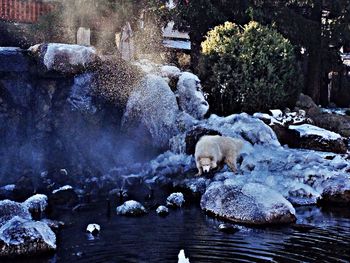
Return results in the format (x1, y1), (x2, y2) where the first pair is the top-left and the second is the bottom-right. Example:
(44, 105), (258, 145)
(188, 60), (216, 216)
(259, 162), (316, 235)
(200, 21), (302, 114)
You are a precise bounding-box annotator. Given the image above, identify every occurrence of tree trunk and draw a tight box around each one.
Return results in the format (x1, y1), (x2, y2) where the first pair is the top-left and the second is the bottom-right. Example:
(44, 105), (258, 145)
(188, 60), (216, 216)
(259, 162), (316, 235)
(189, 31), (203, 73)
(305, 49), (322, 104)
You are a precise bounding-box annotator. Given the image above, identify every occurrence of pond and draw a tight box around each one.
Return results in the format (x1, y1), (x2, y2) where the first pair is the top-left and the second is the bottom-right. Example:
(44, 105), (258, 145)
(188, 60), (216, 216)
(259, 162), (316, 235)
(9, 202), (350, 263)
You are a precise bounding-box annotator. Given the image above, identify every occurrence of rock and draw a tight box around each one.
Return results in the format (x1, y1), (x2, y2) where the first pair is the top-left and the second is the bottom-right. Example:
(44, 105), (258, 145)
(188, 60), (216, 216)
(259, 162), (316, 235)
(23, 194), (48, 219)
(270, 123), (301, 147)
(86, 224), (100, 236)
(13, 175), (35, 202)
(0, 47), (29, 72)
(29, 43), (99, 75)
(116, 200), (147, 216)
(177, 72), (209, 120)
(312, 113), (350, 137)
(67, 73), (97, 114)
(200, 181), (296, 225)
(40, 219), (64, 231)
(185, 126), (222, 155)
(320, 178), (350, 205)
(121, 74), (179, 149)
(0, 200), (31, 227)
(218, 223), (239, 234)
(50, 185), (79, 207)
(288, 124), (347, 153)
(0, 184), (15, 200)
(204, 113), (280, 147)
(166, 193), (185, 208)
(156, 206), (169, 216)
(0, 216), (56, 257)
(295, 93), (321, 116)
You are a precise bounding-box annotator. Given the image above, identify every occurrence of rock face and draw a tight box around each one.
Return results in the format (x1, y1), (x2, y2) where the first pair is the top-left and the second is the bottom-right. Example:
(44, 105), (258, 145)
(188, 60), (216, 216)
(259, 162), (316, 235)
(176, 72), (209, 120)
(116, 200), (147, 216)
(29, 43), (98, 75)
(122, 74), (180, 149)
(0, 216), (56, 257)
(200, 181), (296, 225)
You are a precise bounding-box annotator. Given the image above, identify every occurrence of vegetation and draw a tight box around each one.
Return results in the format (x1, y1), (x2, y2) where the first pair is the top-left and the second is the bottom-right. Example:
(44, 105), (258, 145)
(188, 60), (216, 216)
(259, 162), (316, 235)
(200, 21), (302, 114)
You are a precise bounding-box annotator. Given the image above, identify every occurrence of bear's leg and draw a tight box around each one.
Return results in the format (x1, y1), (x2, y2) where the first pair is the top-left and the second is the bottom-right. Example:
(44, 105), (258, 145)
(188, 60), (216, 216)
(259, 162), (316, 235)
(225, 157), (237, 173)
(196, 163), (203, 176)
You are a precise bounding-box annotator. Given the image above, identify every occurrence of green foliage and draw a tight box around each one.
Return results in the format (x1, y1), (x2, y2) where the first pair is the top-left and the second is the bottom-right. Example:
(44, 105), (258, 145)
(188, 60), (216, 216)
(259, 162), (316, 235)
(200, 21), (302, 114)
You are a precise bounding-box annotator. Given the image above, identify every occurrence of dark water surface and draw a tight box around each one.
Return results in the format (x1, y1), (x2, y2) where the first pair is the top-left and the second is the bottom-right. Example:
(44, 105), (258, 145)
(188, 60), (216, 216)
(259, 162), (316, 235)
(9, 203), (350, 263)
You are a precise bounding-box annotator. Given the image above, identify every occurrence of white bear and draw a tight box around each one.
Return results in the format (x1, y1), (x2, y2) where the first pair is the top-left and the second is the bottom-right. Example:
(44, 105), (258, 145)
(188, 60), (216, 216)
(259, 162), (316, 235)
(194, 135), (243, 175)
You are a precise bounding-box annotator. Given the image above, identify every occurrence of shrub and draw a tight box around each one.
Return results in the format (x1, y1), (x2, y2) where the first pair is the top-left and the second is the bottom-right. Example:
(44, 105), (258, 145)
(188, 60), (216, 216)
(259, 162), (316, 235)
(199, 21), (302, 114)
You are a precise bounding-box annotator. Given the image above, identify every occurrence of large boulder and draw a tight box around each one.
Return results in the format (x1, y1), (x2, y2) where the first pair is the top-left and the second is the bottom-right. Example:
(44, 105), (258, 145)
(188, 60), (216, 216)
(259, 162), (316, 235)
(312, 113), (350, 137)
(28, 43), (99, 75)
(0, 200), (31, 227)
(319, 178), (350, 205)
(295, 93), (320, 116)
(176, 72), (209, 120)
(288, 124), (347, 153)
(0, 216), (56, 257)
(200, 181), (296, 225)
(122, 74), (179, 149)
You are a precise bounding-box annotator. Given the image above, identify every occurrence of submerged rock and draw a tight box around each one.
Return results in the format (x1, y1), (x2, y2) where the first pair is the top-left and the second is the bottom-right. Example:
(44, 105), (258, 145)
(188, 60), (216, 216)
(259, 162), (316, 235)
(116, 200), (147, 216)
(166, 193), (185, 208)
(218, 223), (240, 234)
(200, 181), (296, 225)
(0, 200), (31, 227)
(0, 216), (56, 257)
(156, 206), (169, 216)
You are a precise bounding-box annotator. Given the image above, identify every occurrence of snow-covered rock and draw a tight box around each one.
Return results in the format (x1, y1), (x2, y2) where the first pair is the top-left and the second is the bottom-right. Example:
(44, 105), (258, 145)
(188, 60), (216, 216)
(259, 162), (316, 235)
(0, 200), (31, 227)
(122, 74), (179, 149)
(0, 216), (56, 257)
(289, 124), (342, 140)
(23, 194), (48, 217)
(320, 178), (350, 205)
(50, 185), (78, 207)
(29, 43), (98, 74)
(177, 72), (209, 120)
(161, 65), (181, 79)
(0, 184), (15, 200)
(156, 205), (169, 216)
(86, 224), (101, 235)
(116, 200), (147, 216)
(67, 73), (97, 114)
(166, 192), (185, 208)
(200, 181), (296, 225)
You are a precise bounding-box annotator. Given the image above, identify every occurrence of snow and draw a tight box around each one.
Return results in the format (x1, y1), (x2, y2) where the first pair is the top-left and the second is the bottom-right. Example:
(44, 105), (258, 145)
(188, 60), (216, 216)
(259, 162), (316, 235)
(163, 39), (191, 50)
(42, 43), (96, 70)
(116, 200), (147, 216)
(86, 224), (101, 234)
(156, 206), (169, 215)
(23, 194), (48, 214)
(0, 184), (15, 191)
(289, 124), (342, 140)
(177, 72), (209, 120)
(178, 249), (190, 263)
(0, 216), (56, 249)
(321, 107), (350, 116)
(166, 192), (185, 207)
(52, 185), (73, 194)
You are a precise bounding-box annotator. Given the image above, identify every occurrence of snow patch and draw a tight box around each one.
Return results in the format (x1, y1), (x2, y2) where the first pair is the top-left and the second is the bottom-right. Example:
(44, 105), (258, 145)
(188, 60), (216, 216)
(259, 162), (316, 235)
(289, 124), (342, 140)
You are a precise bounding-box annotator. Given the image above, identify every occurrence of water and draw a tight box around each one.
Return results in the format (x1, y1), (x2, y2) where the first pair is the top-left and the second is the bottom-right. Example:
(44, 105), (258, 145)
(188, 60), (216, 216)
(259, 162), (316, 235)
(12, 203), (350, 263)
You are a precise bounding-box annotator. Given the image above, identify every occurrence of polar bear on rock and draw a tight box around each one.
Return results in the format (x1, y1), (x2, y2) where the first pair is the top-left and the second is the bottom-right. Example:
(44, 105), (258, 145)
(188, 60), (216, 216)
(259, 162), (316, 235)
(195, 135), (243, 176)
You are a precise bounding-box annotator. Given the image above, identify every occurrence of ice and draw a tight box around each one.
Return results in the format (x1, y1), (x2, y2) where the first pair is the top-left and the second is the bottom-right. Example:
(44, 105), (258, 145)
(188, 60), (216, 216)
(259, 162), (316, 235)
(52, 185), (73, 194)
(289, 124), (342, 140)
(178, 249), (190, 263)
(0, 216), (56, 249)
(23, 194), (48, 214)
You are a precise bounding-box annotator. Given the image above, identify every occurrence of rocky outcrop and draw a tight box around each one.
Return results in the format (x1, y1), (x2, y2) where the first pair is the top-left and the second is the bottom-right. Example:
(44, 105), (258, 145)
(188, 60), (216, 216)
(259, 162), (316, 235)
(121, 74), (180, 149)
(200, 181), (296, 225)
(29, 43), (99, 75)
(0, 217), (56, 257)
